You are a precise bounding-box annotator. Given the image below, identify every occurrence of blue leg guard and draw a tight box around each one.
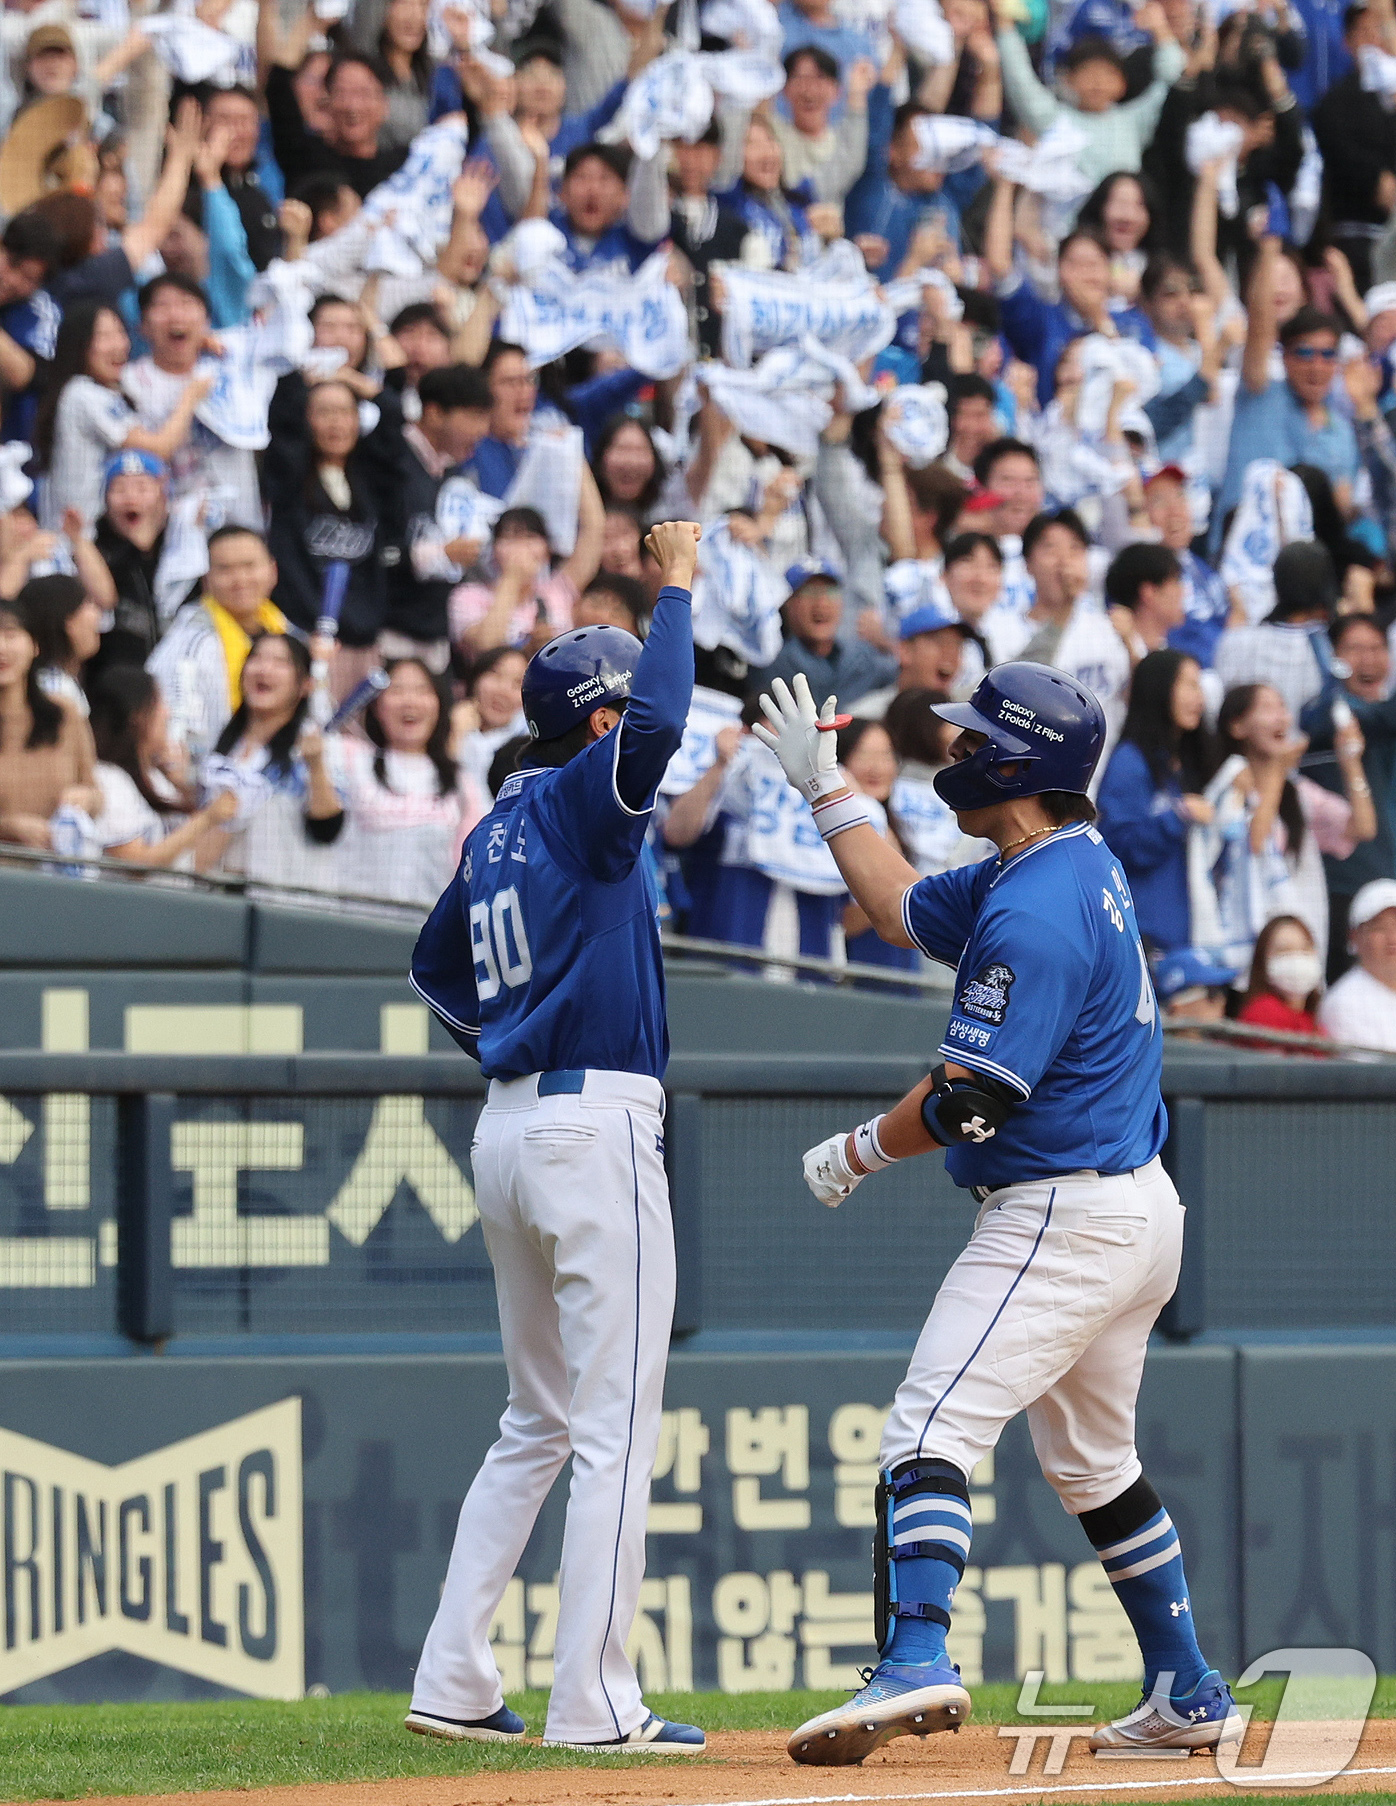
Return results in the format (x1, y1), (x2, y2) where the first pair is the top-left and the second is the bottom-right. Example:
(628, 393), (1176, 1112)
(875, 1458), (973, 1667)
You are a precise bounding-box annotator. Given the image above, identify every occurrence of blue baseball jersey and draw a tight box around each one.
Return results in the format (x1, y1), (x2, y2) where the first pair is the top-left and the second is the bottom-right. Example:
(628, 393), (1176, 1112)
(410, 587), (694, 1080)
(901, 820), (1167, 1190)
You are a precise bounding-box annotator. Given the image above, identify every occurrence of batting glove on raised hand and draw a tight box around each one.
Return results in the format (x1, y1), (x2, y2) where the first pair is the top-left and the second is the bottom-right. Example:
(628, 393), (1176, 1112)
(803, 1132), (864, 1207)
(752, 673), (844, 801)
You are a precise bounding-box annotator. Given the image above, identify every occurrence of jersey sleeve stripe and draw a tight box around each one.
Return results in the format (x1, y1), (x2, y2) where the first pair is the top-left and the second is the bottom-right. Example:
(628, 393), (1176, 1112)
(935, 1044), (1032, 1100)
(610, 715), (657, 819)
(900, 882), (935, 957)
(408, 970), (480, 1037)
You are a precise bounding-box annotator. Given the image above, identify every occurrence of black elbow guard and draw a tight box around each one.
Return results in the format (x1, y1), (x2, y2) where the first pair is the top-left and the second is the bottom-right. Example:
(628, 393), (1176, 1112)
(921, 1063), (1017, 1146)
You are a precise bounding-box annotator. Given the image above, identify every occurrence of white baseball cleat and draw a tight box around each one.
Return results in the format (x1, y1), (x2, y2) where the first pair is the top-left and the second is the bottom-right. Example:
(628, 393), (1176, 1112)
(788, 1660), (972, 1766)
(1091, 1671), (1242, 1753)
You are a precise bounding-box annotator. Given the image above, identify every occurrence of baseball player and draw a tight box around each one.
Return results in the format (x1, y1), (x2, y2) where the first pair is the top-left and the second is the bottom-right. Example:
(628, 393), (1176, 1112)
(754, 664), (1238, 1767)
(404, 521), (706, 1756)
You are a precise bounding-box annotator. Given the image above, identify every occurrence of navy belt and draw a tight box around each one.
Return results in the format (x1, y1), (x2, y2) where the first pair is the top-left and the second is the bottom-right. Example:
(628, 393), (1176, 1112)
(538, 1069), (586, 1096)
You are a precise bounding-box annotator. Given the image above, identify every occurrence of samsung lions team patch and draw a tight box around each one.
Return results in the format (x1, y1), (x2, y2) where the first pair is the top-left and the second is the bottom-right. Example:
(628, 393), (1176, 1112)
(958, 962), (1015, 1026)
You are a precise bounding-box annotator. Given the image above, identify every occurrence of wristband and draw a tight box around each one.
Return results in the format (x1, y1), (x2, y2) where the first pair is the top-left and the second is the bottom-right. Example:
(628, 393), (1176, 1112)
(810, 790), (871, 839)
(852, 1115), (896, 1174)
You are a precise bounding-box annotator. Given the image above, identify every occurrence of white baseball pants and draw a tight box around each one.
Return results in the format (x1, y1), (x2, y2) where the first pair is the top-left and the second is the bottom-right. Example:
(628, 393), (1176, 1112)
(411, 1070), (675, 1742)
(881, 1158), (1183, 1514)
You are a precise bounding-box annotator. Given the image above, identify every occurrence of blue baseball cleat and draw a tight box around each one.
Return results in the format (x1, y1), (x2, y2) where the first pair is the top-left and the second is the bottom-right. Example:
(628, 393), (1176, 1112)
(544, 1710), (706, 1754)
(405, 1703), (525, 1742)
(788, 1660), (971, 1765)
(1090, 1670), (1242, 1753)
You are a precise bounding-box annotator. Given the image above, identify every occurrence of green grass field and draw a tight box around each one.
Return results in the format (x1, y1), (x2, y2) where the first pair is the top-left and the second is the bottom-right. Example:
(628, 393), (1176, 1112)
(3, 1679), (1394, 1804)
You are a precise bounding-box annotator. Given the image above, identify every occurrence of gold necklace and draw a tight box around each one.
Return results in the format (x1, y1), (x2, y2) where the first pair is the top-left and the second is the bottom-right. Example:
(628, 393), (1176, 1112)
(997, 826), (1056, 862)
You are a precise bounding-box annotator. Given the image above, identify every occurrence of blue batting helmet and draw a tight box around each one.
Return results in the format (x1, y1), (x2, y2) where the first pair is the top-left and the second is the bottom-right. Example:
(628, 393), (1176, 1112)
(931, 662), (1107, 812)
(521, 624), (643, 741)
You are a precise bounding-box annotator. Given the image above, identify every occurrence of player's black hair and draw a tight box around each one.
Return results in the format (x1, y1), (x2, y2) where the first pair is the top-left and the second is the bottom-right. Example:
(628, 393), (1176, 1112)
(365, 658), (457, 798)
(973, 436), (1039, 487)
(1022, 507), (1090, 560)
(530, 697), (630, 768)
(490, 733), (533, 794)
(1105, 542), (1181, 608)
(1038, 791), (1098, 825)
(1216, 683), (1306, 855)
(419, 363), (494, 414)
(1120, 647), (1216, 792)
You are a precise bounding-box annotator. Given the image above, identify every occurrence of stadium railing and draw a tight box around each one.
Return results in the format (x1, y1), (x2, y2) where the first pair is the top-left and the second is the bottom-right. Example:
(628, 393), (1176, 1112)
(0, 1046), (1393, 1352)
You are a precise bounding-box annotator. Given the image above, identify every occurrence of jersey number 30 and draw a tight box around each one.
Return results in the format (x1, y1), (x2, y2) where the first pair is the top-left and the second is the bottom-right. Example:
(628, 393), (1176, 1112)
(470, 886), (533, 999)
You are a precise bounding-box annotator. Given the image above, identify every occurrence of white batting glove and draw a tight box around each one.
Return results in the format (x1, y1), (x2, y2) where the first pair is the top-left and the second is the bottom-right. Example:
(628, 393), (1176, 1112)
(803, 1132), (865, 1207)
(752, 673), (843, 801)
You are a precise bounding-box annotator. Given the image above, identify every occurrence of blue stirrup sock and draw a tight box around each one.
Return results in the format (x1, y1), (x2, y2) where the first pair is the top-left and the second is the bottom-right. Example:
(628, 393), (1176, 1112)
(1079, 1475), (1209, 1701)
(881, 1457), (972, 1668)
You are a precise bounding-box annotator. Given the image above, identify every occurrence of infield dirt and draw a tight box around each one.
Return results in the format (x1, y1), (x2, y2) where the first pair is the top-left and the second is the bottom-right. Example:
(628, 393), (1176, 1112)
(22, 1717), (1396, 1806)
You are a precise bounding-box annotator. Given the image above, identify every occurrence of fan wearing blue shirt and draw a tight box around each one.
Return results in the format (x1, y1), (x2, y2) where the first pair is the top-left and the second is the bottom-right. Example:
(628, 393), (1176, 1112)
(755, 665), (1237, 1771)
(407, 522), (709, 1760)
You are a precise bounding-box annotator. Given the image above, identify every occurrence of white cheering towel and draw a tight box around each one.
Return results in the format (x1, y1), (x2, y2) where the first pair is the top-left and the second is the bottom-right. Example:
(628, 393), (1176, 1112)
(361, 117), (470, 279)
(497, 243), (691, 378)
(602, 50), (716, 159)
(796, 333), (881, 414)
(1359, 42), (1396, 97)
(909, 115), (1001, 173)
(142, 12), (243, 85)
(0, 441), (33, 512)
(718, 239), (898, 368)
(690, 516), (788, 666)
(504, 416), (586, 556)
(1218, 459), (1315, 625)
(701, 0), (783, 57)
(891, 0), (955, 64)
(996, 118), (1093, 203)
(1074, 333), (1160, 438)
(1185, 111), (1245, 218)
(881, 383), (949, 466)
(697, 345), (836, 458)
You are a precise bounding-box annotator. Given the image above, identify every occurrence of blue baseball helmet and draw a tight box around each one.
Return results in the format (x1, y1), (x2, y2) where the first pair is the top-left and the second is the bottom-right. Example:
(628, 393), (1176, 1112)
(521, 624), (644, 741)
(931, 661), (1107, 812)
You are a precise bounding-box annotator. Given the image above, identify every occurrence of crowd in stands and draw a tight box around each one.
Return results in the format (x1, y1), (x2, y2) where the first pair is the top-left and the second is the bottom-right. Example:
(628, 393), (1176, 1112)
(1, 0), (1396, 1049)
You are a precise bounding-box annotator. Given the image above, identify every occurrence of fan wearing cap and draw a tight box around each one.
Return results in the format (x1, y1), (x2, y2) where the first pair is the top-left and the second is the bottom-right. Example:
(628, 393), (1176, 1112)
(749, 559), (898, 711)
(1318, 878), (1396, 1051)
(1214, 539), (1340, 723)
(1142, 463), (1230, 668)
(90, 452), (188, 678)
(758, 662), (1236, 1765)
(1152, 946), (1236, 1028)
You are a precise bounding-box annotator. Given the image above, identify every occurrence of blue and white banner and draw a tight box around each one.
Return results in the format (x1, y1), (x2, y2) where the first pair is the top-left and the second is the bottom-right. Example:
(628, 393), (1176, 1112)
(360, 118), (470, 278)
(718, 240), (897, 370)
(661, 683), (745, 796)
(724, 741), (846, 895)
(499, 244), (691, 379)
(1218, 459), (1314, 626)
